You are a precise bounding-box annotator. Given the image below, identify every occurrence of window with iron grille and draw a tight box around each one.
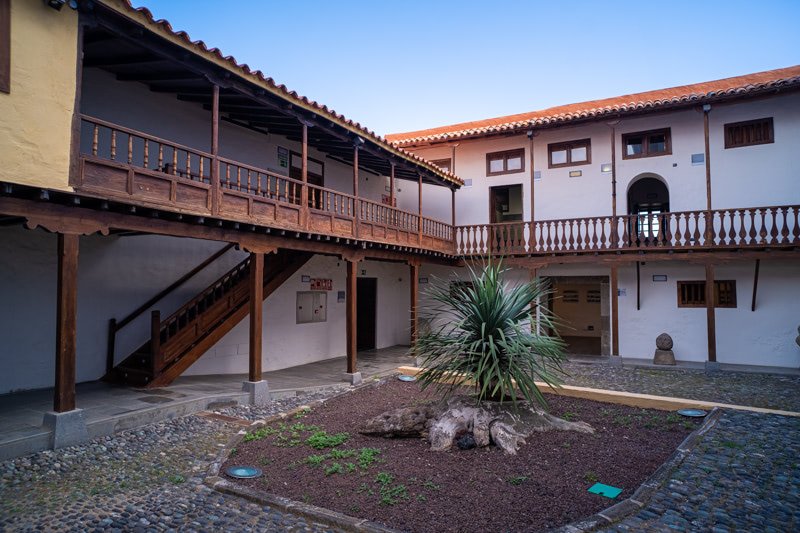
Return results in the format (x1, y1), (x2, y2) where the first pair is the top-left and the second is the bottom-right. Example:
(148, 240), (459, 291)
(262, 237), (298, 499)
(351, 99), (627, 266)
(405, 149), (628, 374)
(724, 118), (774, 149)
(677, 280), (737, 308)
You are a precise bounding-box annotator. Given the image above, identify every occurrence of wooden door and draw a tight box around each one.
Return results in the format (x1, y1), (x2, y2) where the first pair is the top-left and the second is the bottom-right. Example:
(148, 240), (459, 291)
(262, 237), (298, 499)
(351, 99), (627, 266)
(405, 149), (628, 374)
(357, 278), (377, 350)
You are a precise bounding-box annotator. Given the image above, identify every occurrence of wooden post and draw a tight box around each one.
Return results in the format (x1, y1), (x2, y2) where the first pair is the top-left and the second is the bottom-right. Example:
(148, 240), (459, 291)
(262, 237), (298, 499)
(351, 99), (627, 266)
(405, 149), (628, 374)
(301, 123), (309, 228)
(150, 310), (161, 376)
(211, 84), (220, 215)
(451, 188), (456, 227)
(703, 108), (713, 245)
(353, 145), (360, 238)
(106, 318), (117, 375)
(610, 266), (619, 357)
(389, 163), (395, 225)
(409, 263), (419, 349)
(529, 131), (535, 223)
(418, 174), (423, 245)
(55, 233), (79, 413)
(705, 263), (717, 363)
(346, 260), (357, 374)
(249, 252), (264, 382)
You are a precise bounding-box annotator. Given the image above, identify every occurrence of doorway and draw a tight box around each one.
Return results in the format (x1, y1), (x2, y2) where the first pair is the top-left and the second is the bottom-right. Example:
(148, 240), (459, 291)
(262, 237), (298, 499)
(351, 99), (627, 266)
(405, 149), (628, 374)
(546, 276), (610, 356)
(489, 184), (523, 223)
(357, 278), (377, 350)
(627, 176), (669, 244)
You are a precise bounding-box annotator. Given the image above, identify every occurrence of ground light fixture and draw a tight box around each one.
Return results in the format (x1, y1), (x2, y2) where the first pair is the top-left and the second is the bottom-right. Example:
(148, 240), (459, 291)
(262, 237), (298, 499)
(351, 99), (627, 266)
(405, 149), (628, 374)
(224, 466), (263, 479)
(398, 375), (416, 382)
(677, 409), (707, 417)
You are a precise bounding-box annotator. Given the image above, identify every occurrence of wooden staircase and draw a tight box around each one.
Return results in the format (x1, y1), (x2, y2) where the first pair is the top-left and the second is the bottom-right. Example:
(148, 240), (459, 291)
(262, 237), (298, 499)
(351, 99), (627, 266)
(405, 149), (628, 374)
(104, 250), (312, 388)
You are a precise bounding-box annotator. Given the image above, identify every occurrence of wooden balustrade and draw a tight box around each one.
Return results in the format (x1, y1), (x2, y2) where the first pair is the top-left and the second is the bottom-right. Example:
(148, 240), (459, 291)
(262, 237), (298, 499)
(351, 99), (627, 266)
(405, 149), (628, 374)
(218, 157), (301, 204)
(455, 206), (800, 256)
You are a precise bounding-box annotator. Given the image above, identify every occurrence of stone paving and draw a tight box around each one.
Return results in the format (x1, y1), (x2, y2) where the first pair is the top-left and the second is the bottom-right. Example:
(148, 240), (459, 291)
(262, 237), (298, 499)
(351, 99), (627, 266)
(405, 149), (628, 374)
(0, 365), (799, 532)
(560, 361), (800, 412)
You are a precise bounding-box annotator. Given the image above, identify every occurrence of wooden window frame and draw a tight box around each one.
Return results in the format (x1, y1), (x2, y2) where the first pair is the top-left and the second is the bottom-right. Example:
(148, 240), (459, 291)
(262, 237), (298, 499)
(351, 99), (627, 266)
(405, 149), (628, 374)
(0, 0), (10, 94)
(621, 128), (672, 160)
(430, 158), (452, 172)
(677, 280), (737, 308)
(547, 139), (591, 169)
(724, 117), (774, 149)
(486, 148), (525, 176)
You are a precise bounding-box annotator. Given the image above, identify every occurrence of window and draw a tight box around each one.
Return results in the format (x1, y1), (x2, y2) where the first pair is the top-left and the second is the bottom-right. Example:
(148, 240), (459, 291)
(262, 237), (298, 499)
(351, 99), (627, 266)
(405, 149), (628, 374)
(486, 149), (524, 176)
(547, 139), (591, 168)
(724, 118), (774, 149)
(622, 128), (671, 159)
(1, 0), (9, 93)
(677, 280), (737, 308)
(430, 158), (452, 172)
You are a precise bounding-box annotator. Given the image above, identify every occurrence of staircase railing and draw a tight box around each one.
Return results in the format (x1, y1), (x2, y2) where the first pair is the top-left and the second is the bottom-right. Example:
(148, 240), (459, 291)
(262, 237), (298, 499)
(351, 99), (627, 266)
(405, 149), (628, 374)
(106, 243), (234, 373)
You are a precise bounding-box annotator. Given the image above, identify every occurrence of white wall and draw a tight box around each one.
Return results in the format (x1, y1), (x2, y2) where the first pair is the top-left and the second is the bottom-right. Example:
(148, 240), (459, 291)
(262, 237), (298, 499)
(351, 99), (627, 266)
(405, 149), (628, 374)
(0, 225), (245, 394)
(185, 257), (413, 375)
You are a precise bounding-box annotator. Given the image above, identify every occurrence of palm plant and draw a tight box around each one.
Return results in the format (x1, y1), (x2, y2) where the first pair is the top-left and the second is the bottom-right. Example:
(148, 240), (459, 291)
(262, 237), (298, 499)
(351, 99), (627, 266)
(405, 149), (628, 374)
(411, 259), (566, 410)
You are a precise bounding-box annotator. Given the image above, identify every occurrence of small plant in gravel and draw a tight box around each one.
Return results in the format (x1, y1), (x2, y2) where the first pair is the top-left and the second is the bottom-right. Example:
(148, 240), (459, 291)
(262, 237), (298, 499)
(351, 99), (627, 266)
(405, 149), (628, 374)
(356, 447), (382, 469)
(326, 463), (344, 476)
(303, 454), (331, 467)
(583, 471), (598, 483)
(423, 480), (441, 491)
(720, 440), (744, 449)
(507, 473), (530, 485)
(306, 430), (351, 449)
(169, 474), (185, 484)
(375, 473), (409, 506)
(613, 416), (632, 425)
(244, 426), (279, 442)
(294, 409), (312, 418)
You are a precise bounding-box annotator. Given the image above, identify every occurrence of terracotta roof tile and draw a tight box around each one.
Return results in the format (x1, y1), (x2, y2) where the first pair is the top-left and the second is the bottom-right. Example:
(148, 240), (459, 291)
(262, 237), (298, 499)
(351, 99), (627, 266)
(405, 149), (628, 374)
(386, 66), (800, 147)
(108, 1), (462, 186)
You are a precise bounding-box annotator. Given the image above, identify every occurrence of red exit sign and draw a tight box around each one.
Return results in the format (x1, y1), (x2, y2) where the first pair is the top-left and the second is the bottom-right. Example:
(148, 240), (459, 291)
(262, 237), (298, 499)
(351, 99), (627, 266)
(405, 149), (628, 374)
(310, 278), (332, 291)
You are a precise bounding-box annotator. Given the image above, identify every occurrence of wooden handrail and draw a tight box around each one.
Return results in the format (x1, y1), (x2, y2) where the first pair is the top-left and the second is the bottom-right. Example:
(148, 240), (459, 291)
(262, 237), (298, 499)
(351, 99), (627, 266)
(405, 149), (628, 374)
(106, 243), (234, 372)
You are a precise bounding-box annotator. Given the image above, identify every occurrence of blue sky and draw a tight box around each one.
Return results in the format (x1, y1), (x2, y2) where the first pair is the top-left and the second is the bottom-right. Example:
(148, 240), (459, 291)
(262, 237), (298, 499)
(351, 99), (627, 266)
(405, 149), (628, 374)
(133, 1), (800, 137)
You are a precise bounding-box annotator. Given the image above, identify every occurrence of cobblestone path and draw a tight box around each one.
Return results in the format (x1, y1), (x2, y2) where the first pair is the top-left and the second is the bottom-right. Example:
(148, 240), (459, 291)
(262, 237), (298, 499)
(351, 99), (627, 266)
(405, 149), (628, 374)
(0, 394), (344, 532)
(561, 362), (800, 412)
(597, 410), (800, 532)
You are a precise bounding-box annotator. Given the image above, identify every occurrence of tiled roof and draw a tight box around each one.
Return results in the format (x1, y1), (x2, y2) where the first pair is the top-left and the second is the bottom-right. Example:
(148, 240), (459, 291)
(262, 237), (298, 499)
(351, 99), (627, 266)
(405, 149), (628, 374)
(106, 1), (462, 186)
(386, 66), (800, 147)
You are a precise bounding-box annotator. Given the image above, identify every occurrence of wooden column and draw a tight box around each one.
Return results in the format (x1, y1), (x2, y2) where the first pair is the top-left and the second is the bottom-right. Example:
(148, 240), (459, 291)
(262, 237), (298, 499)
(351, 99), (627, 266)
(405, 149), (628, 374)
(210, 84), (220, 215)
(610, 266), (619, 357)
(346, 260), (357, 374)
(705, 263), (717, 363)
(418, 174), (423, 245)
(409, 263), (419, 348)
(353, 145), (360, 238)
(529, 131), (535, 223)
(389, 163), (396, 225)
(451, 188), (456, 226)
(610, 125), (617, 218)
(55, 234), (79, 413)
(248, 252), (264, 382)
(301, 123), (309, 228)
(704, 108), (712, 212)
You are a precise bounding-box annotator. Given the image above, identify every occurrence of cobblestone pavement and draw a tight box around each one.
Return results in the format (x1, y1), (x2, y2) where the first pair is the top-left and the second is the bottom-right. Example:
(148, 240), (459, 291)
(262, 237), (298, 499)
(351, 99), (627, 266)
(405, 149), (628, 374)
(596, 410), (800, 533)
(560, 362), (800, 412)
(0, 393), (345, 532)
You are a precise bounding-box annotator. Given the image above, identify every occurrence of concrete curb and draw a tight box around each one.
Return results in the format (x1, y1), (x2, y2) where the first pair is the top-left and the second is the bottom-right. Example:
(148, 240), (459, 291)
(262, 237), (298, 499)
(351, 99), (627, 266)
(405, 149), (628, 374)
(550, 407), (724, 532)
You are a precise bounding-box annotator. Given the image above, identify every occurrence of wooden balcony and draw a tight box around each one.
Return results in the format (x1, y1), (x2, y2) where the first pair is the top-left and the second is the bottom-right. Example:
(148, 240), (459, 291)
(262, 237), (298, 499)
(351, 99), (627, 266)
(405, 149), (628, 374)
(75, 116), (799, 260)
(76, 116), (454, 255)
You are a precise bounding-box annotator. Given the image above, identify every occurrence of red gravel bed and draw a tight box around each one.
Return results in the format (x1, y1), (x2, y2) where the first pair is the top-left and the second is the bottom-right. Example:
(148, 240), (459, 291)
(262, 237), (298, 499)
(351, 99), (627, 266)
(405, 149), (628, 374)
(225, 380), (699, 532)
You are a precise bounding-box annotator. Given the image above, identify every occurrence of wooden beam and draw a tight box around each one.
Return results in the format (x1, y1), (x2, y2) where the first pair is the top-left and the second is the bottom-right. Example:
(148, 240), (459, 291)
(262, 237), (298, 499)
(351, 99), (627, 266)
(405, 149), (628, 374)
(346, 260), (357, 374)
(55, 234), (79, 413)
(751, 259), (760, 312)
(529, 132), (535, 223)
(610, 266), (619, 357)
(389, 164), (395, 207)
(409, 263), (419, 348)
(705, 263), (717, 363)
(211, 84), (220, 215)
(249, 252), (264, 381)
(418, 174), (423, 245)
(451, 188), (456, 227)
(301, 123), (309, 228)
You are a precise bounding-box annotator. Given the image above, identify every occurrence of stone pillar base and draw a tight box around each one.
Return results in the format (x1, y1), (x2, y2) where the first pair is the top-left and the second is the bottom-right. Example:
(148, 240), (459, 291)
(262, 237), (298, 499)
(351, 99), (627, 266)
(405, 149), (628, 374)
(343, 372), (362, 386)
(43, 409), (89, 449)
(705, 361), (721, 375)
(242, 380), (270, 405)
(653, 349), (676, 365)
(609, 356), (623, 368)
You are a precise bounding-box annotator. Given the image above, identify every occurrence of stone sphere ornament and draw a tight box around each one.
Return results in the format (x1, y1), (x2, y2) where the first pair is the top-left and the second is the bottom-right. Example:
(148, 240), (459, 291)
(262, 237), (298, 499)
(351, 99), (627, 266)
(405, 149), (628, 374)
(653, 332), (676, 365)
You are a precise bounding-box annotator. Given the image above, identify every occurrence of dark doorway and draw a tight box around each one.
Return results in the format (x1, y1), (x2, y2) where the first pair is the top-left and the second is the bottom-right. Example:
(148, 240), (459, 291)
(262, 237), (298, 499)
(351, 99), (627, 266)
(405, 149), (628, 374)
(627, 177), (669, 245)
(357, 278), (377, 350)
(489, 184), (523, 223)
(551, 282), (603, 356)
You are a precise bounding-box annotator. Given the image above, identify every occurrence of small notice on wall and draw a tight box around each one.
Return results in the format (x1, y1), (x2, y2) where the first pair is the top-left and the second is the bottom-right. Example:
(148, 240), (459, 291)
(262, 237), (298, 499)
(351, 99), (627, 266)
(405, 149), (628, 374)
(381, 194), (397, 207)
(310, 278), (332, 291)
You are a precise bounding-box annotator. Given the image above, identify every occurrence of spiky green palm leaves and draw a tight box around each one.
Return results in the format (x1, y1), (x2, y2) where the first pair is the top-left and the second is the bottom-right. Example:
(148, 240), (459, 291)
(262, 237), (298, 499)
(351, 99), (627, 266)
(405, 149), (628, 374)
(412, 260), (566, 410)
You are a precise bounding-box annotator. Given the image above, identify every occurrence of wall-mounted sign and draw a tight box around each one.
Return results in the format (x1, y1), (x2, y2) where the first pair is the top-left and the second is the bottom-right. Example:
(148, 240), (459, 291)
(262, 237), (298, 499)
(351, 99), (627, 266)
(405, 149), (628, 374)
(618, 289), (627, 296)
(381, 194), (397, 207)
(361, 269), (366, 276)
(652, 275), (668, 282)
(337, 291), (345, 303)
(301, 275), (311, 282)
(310, 278), (332, 291)
(278, 146), (289, 168)
(419, 278), (429, 284)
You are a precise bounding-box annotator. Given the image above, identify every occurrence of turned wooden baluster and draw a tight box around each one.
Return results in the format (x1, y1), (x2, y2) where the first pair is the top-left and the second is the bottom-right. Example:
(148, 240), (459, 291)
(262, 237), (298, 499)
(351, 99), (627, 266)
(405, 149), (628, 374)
(690, 213), (700, 247)
(143, 140), (149, 169)
(791, 206), (800, 244)
(127, 135), (133, 165)
(777, 207), (789, 244)
(235, 167), (241, 191)
(171, 146), (177, 175)
(158, 144), (163, 171)
(92, 124), (99, 156)
(759, 208), (768, 244)
(110, 130), (116, 160)
(199, 157), (204, 182)
(769, 207), (780, 244)
(186, 152), (191, 178)
(727, 210), (737, 245)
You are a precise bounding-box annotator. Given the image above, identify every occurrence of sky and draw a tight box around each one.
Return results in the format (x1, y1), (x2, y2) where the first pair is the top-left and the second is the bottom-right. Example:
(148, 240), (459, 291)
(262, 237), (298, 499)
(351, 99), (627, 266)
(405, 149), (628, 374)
(132, 1), (800, 138)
